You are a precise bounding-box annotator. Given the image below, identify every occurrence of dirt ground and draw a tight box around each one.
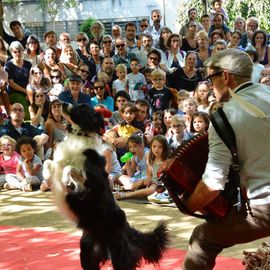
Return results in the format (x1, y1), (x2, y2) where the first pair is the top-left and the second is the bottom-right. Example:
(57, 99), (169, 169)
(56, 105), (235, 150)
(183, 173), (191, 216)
(0, 189), (269, 260)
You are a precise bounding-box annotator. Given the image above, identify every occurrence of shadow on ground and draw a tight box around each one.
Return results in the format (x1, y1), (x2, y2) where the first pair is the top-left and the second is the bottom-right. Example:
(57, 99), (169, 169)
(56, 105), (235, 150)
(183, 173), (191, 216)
(0, 189), (268, 259)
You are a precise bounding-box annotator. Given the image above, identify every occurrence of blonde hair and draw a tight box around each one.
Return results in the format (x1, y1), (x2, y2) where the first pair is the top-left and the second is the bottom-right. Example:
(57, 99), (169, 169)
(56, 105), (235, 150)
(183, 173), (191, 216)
(97, 71), (109, 84)
(150, 69), (166, 80)
(171, 114), (185, 126)
(196, 30), (209, 41)
(177, 90), (190, 99)
(116, 64), (127, 72)
(0, 135), (16, 150)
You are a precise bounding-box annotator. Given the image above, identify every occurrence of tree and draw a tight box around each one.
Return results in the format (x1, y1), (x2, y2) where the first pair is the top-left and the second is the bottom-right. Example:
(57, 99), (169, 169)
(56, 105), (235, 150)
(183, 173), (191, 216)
(178, 0), (270, 33)
(0, 0), (79, 37)
(38, 0), (79, 31)
(79, 17), (96, 40)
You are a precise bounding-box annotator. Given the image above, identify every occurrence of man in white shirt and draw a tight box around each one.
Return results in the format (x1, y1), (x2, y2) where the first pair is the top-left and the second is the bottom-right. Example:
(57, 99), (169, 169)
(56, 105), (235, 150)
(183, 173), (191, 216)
(182, 49), (270, 269)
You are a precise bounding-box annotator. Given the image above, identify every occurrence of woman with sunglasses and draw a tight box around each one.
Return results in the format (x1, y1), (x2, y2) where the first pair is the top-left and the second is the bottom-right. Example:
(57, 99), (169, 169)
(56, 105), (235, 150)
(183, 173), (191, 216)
(48, 69), (64, 101)
(75, 63), (92, 95)
(28, 90), (50, 130)
(100, 35), (114, 57)
(26, 65), (51, 104)
(75, 32), (91, 64)
(91, 79), (114, 112)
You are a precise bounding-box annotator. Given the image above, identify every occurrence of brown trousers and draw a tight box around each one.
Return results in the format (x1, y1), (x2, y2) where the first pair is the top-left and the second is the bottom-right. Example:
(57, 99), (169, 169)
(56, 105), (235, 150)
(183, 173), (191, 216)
(183, 203), (270, 270)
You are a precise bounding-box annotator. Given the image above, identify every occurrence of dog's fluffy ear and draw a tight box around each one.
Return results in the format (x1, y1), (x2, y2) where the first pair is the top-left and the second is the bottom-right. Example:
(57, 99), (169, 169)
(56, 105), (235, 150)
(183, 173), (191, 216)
(70, 104), (105, 135)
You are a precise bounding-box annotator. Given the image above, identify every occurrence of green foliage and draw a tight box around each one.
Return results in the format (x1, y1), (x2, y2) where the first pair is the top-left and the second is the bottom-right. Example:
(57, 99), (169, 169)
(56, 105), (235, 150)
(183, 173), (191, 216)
(178, 0), (270, 33)
(79, 17), (96, 40)
(38, 0), (79, 20)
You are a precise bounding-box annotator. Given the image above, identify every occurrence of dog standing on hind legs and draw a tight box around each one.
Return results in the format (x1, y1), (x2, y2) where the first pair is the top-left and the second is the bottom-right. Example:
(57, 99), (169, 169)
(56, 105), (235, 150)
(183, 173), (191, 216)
(43, 104), (170, 270)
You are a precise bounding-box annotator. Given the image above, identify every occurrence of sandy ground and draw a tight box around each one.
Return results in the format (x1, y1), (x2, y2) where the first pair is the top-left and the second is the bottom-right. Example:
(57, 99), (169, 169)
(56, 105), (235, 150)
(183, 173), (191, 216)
(0, 189), (269, 260)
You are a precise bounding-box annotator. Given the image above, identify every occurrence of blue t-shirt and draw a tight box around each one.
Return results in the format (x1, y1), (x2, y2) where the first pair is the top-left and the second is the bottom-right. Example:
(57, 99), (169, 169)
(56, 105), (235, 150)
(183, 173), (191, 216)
(91, 96), (114, 112)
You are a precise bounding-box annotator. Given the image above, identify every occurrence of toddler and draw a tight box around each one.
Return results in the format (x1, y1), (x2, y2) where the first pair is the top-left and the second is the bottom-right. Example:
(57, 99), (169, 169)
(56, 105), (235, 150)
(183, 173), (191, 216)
(5, 137), (43, 191)
(152, 111), (166, 135)
(176, 89), (190, 115)
(181, 97), (197, 132)
(0, 136), (19, 189)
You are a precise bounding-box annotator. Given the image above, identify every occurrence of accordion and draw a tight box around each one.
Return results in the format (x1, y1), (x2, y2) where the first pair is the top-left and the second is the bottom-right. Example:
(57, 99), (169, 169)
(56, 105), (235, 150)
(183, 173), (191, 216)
(159, 132), (239, 219)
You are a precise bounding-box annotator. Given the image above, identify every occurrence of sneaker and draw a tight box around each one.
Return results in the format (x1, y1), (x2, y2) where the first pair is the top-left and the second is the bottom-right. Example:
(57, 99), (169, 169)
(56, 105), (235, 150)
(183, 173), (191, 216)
(148, 191), (172, 204)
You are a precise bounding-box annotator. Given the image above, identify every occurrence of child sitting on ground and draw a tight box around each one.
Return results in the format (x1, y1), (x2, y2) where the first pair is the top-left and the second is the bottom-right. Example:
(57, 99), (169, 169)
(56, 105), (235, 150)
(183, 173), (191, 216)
(152, 111), (166, 135)
(5, 137), (43, 191)
(0, 135), (19, 189)
(167, 114), (187, 150)
(181, 97), (198, 132)
(147, 135), (172, 204)
(116, 134), (149, 194)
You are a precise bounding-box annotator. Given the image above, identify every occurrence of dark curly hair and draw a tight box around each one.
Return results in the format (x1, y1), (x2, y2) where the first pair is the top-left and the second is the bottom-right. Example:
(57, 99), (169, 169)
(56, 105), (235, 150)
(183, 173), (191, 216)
(16, 136), (37, 154)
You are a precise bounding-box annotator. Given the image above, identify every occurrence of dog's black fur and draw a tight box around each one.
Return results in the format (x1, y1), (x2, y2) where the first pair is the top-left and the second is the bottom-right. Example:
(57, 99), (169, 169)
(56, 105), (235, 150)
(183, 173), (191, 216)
(65, 149), (169, 270)
(45, 104), (170, 270)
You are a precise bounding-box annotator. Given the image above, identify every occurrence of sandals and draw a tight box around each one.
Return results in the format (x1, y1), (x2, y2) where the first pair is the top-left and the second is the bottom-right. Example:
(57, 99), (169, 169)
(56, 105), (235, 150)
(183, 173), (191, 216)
(113, 192), (127, 201)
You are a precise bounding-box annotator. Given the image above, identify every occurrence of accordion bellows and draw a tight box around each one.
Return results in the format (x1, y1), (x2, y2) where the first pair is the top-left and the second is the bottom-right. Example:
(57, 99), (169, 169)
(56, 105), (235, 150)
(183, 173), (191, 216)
(160, 132), (230, 218)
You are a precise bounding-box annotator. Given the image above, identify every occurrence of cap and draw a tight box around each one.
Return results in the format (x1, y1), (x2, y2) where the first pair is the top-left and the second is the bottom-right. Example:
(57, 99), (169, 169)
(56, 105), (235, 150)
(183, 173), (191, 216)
(204, 48), (253, 77)
(69, 74), (82, 82)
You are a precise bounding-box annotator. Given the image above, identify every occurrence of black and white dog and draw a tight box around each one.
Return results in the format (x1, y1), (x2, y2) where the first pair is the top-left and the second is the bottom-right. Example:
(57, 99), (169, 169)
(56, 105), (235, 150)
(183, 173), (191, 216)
(43, 104), (169, 270)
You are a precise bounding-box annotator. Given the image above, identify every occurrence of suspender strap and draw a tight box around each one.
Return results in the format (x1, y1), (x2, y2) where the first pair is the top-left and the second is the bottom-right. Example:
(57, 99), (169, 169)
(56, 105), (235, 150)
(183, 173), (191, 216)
(210, 107), (243, 210)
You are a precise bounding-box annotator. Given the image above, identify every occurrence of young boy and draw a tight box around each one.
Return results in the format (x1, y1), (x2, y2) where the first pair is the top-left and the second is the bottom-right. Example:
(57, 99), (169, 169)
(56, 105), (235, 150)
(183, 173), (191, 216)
(112, 64), (127, 97)
(126, 58), (147, 101)
(210, 0), (229, 24)
(145, 69), (173, 116)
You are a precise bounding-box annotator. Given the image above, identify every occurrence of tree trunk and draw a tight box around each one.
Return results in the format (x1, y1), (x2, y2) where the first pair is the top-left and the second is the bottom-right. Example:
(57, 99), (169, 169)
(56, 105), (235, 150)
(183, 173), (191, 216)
(0, 0), (3, 38)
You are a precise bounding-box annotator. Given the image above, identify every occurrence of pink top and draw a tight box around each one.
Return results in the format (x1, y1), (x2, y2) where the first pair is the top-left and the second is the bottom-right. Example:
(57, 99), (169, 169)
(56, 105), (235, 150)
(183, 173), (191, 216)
(0, 151), (19, 174)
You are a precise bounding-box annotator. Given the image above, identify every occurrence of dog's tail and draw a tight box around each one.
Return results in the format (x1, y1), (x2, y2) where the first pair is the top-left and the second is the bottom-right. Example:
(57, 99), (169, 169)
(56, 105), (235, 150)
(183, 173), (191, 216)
(132, 221), (170, 265)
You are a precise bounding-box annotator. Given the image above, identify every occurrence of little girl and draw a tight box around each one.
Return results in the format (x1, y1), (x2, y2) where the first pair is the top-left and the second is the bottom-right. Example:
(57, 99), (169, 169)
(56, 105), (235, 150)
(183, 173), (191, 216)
(190, 111), (210, 134)
(5, 137), (43, 191)
(181, 97), (197, 132)
(114, 135), (167, 201)
(0, 136), (19, 189)
(153, 111), (166, 135)
(164, 108), (177, 140)
(147, 135), (171, 204)
(167, 114), (187, 150)
(194, 81), (210, 113)
(116, 134), (149, 193)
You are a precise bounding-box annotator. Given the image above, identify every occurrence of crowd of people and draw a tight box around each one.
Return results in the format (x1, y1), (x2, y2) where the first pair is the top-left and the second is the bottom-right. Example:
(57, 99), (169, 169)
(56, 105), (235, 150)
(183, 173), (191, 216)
(1, 1), (270, 269)
(0, 2), (269, 198)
